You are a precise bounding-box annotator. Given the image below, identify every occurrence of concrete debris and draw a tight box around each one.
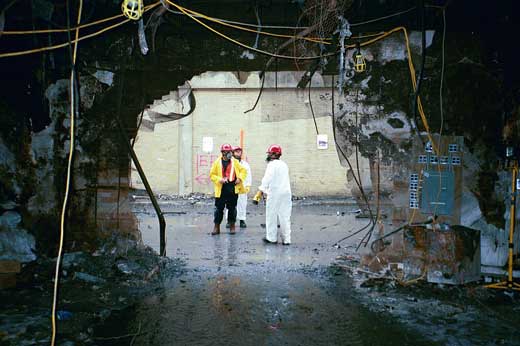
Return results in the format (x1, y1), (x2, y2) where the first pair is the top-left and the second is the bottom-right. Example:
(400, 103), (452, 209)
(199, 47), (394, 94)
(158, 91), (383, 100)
(56, 310), (73, 320)
(240, 50), (255, 60)
(0, 211), (21, 229)
(73, 272), (106, 284)
(61, 252), (86, 268)
(0, 201), (17, 210)
(0, 137), (15, 169)
(115, 260), (144, 276)
(93, 70), (114, 86)
(0, 213), (36, 263)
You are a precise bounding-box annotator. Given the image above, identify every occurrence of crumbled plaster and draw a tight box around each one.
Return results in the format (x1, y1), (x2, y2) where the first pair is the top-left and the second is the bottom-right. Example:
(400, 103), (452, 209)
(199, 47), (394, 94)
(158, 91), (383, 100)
(360, 111), (411, 144)
(93, 70), (114, 86)
(353, 30), (435, 65)
(240, 50), (255, 60)
(0, 137), (15, 170)
(79, 76), (104, 110)
(0, 211), (36, 263)
(375, 36), (408, 63)
(359, 76), (372, 90)
(31, 124), (55, 162)
(408, 30), (435, 51)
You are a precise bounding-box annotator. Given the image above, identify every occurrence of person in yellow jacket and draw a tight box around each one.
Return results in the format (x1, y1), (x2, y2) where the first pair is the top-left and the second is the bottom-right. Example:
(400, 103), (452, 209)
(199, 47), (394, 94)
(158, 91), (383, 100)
(210, 143), (248, 235)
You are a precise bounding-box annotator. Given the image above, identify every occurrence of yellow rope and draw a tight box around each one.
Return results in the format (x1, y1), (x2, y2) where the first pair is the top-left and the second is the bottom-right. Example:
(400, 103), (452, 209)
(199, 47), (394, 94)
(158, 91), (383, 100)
(1, 13), (122, 35)
(51, 0), (82, 342)
(0, 3), (160, 58)
(349, 32), (386, 39)
(165, 0), (337, 60)
(0, 2), (159, 35)
(176, 4), (330, 44)
(0, 18), (129, 58)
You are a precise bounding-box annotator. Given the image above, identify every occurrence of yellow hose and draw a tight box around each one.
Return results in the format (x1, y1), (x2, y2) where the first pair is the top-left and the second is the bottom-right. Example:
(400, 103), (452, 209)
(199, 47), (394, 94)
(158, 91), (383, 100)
(50, 0), (83, 344)
(0, 2), (159, 35)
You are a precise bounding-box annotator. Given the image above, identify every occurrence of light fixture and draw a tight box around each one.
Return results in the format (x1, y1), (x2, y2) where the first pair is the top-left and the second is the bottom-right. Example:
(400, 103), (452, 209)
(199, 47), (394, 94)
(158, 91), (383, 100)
(121, 0), (144, 20)
(353, 42), (366, 73)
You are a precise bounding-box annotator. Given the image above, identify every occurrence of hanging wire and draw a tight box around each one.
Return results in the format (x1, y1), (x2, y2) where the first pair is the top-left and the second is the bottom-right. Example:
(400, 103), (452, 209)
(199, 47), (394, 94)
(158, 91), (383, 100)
(308, 72), (319, 135)
(439, 7), (446, 136)
(350, 6), (416, 27)
(330, 75), (376, 247)
(1, 2), (160, 35)
(164, 0), (337, 60)
(244, 70), (266, 114)
(162, 1), (329, 44)
(51, 0), (82, 344)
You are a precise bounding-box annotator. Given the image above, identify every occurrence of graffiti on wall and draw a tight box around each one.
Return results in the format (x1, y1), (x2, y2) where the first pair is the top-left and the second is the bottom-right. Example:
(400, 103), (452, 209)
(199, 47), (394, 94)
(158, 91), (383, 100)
(195, 153), (219, 185)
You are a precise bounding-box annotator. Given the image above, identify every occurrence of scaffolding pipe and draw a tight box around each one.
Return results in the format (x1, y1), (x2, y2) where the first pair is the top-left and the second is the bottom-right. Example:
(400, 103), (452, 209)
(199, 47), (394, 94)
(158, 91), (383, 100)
(116, 116), (167, 256)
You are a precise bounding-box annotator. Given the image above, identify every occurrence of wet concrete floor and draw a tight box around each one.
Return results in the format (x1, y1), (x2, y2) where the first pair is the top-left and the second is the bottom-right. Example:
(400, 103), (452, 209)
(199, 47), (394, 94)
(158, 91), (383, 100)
(126, 199), (432, 346)
(129, 199), (520, 346)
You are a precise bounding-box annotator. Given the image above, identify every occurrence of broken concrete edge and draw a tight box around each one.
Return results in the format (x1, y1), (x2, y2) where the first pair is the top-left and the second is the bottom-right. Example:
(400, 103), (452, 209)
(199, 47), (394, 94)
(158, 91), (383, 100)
(131, 191), (358, 203)
(353, 224), (483, 286)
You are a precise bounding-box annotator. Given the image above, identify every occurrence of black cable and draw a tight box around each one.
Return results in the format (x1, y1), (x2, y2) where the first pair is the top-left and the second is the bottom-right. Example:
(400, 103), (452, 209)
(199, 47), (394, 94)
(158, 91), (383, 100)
(370, 224), (407, 252)
(333, 219), (373, 246)
(65, 0), (74, 68)
(353, 89), (363, 196)
(330, 75), (377, 246)
(131, 70), (146, 148)
(65, 0), (82, 121)
(356, 154), (381, 250)
(244, 69), (266, 114)
(308, 72), (319, 135)
(331, 79), (372, 212)
(370, 219), (433, 252)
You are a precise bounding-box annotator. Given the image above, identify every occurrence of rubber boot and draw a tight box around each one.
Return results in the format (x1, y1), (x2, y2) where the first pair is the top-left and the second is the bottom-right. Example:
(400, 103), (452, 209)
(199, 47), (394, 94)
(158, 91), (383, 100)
(211, 224), (220, 236)
(229, 223), (236, 234)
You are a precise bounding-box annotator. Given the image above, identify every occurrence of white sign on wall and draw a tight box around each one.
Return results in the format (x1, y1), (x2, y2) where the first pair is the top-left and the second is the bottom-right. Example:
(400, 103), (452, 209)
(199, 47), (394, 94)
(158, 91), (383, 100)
(317, 134), (328, 150)
(202, 137), (214, 153)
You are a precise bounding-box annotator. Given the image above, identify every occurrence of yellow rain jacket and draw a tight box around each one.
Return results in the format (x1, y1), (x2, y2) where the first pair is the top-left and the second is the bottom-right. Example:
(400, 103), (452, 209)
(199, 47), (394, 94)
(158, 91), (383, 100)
(209, 156), (248, 198)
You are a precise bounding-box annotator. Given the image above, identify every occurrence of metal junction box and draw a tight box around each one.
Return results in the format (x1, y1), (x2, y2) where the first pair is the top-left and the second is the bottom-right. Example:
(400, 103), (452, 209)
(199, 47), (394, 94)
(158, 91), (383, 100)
(420, 170), (455, 216)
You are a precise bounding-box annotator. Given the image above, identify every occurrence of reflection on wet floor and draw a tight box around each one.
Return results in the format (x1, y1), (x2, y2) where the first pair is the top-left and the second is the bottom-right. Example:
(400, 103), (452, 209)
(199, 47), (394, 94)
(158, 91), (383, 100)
(136, 204), (367, 268)
(128, 202), (520, 346)
(127, 203), (434, 346)
(128, 269), (434, 346)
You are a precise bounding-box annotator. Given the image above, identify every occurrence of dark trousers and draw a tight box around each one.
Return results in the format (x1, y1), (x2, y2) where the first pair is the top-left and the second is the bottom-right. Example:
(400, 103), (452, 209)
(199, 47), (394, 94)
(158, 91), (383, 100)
(214, 188), (238, 225)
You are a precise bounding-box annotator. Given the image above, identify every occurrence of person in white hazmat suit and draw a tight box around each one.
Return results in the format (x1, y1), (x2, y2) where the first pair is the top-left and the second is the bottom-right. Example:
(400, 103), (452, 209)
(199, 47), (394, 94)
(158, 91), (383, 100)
(232, 146), (252, 228)
(258, 144), (292, 245)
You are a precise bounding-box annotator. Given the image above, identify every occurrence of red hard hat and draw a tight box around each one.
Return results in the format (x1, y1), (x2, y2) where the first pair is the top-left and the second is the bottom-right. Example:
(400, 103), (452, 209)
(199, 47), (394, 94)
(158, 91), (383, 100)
(266, 144), (282, 155)
(220, 143), (232, 151)
(232, 146), (242, 151)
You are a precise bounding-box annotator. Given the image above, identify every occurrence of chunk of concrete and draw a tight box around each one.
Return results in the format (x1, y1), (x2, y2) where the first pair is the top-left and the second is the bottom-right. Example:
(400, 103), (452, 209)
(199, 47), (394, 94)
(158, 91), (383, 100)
(0, 211), (21, 229)
(0, 213), (36, 263)
(73, 272), (106, 284)
(0, 201), (17, 210)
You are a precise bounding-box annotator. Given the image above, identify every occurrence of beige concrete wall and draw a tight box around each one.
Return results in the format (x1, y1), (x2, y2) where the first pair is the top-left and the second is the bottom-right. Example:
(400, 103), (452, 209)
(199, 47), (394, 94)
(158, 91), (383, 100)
(132, 71), (356, 197)
(132, 120), (180, 194)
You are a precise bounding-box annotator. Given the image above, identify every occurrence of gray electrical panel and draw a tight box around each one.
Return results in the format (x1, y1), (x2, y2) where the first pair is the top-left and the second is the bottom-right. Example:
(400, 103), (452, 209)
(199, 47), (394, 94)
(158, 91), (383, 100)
(420, 170), (455, 216)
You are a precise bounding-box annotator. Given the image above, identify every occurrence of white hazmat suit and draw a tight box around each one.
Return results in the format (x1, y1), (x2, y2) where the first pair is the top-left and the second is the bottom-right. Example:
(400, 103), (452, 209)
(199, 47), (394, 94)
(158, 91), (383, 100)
(259, 159), (292, 244)
(237, 160), (252, 221)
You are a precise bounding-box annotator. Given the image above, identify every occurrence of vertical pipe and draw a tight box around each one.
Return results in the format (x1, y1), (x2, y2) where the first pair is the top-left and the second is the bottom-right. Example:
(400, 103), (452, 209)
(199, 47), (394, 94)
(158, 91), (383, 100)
(508, 163), (517, 287)
(116, 117), (166, 256)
